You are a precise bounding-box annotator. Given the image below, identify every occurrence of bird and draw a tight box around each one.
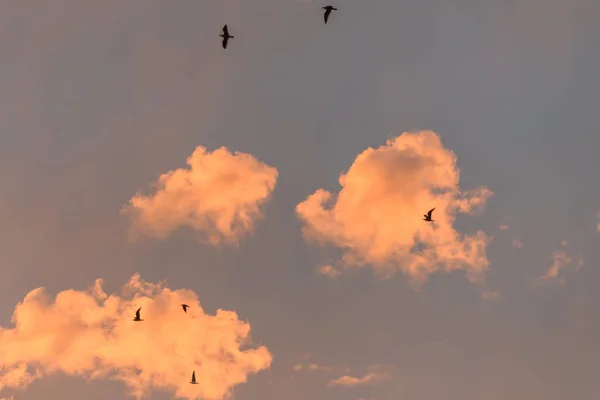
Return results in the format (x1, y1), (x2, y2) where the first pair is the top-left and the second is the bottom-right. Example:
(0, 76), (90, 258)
(423, 208), (435, 222)
(133, 307), (143, 322)
(182, 304), (190, 313)
(219, 25), (234, 49)
(190, 371), (198, 384)
(322, 5), (338, 24)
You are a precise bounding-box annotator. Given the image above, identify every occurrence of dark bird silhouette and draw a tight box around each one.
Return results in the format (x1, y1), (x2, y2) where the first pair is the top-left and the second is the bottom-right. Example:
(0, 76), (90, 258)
(190, 371), (198, 384)
(322, 6), (338, 24)
(133, 307), (143, 322)
(423, 208), (435, 222)
(220, 25), (234, 49)
(182, 304), (190, 313)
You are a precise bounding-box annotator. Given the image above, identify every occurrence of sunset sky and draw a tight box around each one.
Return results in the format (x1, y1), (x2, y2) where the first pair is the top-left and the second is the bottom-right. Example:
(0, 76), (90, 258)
(1, 1), (600, 399)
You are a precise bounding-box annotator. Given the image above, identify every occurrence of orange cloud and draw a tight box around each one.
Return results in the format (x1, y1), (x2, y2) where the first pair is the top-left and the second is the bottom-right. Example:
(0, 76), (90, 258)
(121, 146), (278, 245)
(538, 249), (584, 284)
(0, 274), (272, 399)
(296, 131), (493, 286)
(327, 365), (392, 387)
(315, 265), (342, 278)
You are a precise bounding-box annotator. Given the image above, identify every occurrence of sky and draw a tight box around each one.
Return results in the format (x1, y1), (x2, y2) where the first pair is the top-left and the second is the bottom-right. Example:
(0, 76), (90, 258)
(0, 0), (599, 399)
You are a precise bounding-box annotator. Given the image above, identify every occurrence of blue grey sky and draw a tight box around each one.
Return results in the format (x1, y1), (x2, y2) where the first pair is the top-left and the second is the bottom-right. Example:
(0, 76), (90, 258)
(0, 0), (599, 399)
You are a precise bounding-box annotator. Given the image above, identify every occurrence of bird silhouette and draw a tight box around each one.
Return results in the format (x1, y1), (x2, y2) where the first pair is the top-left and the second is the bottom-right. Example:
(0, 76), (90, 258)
(190, 371), (198, 384)
(182, 304), (190, 313)
(423, 208), (435, 222)
(220, 25), (234, 49)
(133, 307), (143, 322)
(322, 5), (338, 24)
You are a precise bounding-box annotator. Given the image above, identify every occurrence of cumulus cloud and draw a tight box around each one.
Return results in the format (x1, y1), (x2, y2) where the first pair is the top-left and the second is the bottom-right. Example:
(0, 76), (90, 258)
(0, 274), (272, 399)
(315, 265), (342, 278)
(121, 145), (278, 245)
(296, 131), (493, 286)
(327, 365), (392, 388)
(538, 249), (584, 284)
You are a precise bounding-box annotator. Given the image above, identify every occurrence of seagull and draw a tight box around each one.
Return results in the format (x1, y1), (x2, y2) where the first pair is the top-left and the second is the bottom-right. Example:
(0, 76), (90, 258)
(190, 371), (199, 384)
(322, 6), (338, 24)
(182, 304), (190, 313)
(219, 25), (234, 49)
(133, 307), (143, 322)
(423, 208), (435, 222)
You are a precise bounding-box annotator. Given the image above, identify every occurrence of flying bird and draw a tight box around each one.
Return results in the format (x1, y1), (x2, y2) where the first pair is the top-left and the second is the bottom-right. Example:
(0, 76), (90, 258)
(190, 371), (198, 384)
(322, 5), (338, 24)
(133, 307), (143, 322)
(220, 25), (234, 49)
(182, 304), (190, 313)
(423, 208), (435, 222)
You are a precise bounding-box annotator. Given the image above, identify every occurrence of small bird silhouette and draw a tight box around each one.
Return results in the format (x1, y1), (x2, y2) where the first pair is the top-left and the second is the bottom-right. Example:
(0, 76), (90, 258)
(182, 304), (190, 313)
(322, 5), (338, 24)
(423, 208), (435, 222)
(133, 307), (143, 322)
(190, 371), (198, 384)
(220, 25), (234, 49)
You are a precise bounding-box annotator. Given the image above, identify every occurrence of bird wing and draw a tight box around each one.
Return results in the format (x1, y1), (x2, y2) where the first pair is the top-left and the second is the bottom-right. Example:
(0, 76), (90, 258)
(324, 10), (330, 23)
(135, 307), (141, 318)
(192, 371), (196, 381)
(427, 208), (435, 217)
(222, 37), (228, 48)
(223, 25), (229, 35)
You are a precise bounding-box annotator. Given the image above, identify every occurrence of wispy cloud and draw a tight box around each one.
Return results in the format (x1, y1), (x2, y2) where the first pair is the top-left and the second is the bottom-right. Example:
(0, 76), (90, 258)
(327, 365), (392, 388)
(0, 275), (272, 399)
(292, 353), (350, 375)
(499, 224), (509, 230)
(481, 290), (500, 300)
(315, 265), (342, 278)
(121, 145), (278, 246)
(296, 131), (493, 286)
(538, 249), (584, 284)
(512, 239), (523, 248)
(293, 363), (335, 373)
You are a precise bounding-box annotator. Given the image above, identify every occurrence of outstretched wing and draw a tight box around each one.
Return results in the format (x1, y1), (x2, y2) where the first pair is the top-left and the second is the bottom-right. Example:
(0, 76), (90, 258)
(222, 37), (228, 49)
(324, 10), (330, 23)
(222, 25), (229, 35)
(427, 208), (436, 218)
(135, 307), (141, 318)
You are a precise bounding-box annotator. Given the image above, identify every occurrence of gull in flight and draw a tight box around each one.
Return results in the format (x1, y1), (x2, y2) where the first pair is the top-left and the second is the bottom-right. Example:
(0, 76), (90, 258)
(423, 208), (435, 222)
(322, 6), (338, 24)
(133, 307), (143, 322)
(220, 25), (234, 49)
(182, 304), (190, 313)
